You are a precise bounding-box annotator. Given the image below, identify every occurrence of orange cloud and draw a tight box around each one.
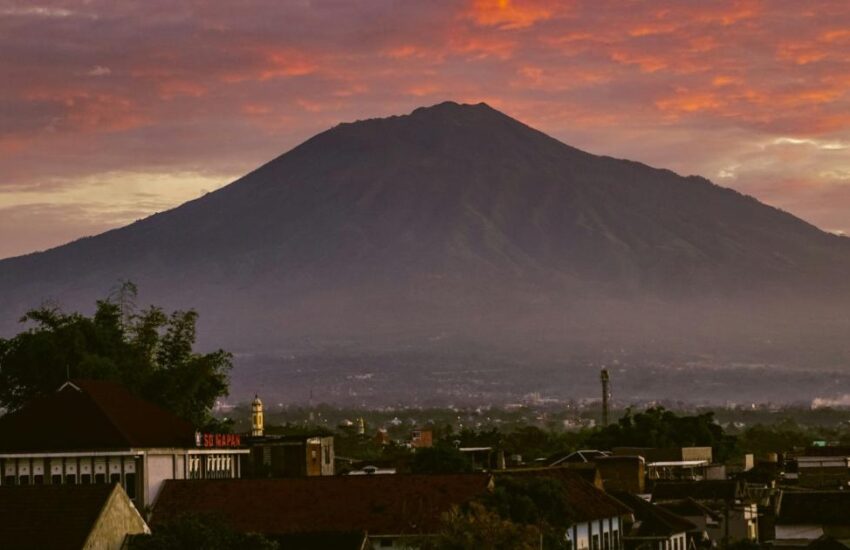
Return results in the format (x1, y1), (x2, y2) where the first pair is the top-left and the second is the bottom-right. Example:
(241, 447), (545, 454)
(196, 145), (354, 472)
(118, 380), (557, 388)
(467, 0), (556, 30)
(655, 90), (725, 115)
(158, 80), (208, 99)
(777, 42), (828, 65)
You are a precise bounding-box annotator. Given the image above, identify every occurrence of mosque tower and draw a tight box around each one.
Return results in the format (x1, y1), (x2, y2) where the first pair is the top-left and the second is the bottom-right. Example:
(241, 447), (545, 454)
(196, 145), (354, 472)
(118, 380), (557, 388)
(251, 394), (264, 437)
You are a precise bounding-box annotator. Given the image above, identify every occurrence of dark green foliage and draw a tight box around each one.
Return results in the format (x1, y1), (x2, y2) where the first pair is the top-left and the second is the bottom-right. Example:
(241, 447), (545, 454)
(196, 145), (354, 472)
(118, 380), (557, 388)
(486, 477), (572, 530)
(420, 477), (570, 549)
(585, 407), (737, 461)
(0, 282), (231, 427)
(129, 513), (278, 550)
(735, 418), (827, 455)
(483, 476), (571, 548)
(418, 502), (542, 550)
(411, 444), (473, 474)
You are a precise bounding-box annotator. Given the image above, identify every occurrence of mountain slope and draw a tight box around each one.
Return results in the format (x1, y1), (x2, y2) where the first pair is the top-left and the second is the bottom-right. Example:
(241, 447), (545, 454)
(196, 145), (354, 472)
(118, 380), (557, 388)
(1, 101), (849, 368)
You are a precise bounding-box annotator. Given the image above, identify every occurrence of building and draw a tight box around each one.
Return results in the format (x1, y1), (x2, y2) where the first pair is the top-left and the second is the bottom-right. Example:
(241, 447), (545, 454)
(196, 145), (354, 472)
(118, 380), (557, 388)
(243, 433), (334, 477)
(494, 467), (633, 550)
(410, 427), (433, 448)
(656, 498), (722, 545)
(241, 395), (334, 477)
(774, 491), (850, 549)
(458, 446), (505, 471)
(152, 474), (494, 549)
(551, 451), (646, 494)
(597, 456), (647, 494)
(0, 380), (248, 508)
(614, 448), (713, 464)
(0, 483), (149, 549)
(612, 492), (697, 550)
(652, 480), (758, 545)
(792, 447), (850, 489)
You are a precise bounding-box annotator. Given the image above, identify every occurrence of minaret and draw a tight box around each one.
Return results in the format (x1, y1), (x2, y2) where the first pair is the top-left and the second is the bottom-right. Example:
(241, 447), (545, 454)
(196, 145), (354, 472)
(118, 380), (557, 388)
(251, 394), (264, 437)
(600, 368), (610, 427)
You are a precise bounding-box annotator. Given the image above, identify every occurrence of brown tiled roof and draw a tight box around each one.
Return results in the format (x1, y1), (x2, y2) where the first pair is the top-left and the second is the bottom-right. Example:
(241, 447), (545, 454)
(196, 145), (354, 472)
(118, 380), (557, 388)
(0, 380), (196, 452)
(153, 474), (493, 536)
(494, 467), (632, 523)
(0, 483), (118, 549)
(612, 492), (696, 537)
(777, 491), (850, 525)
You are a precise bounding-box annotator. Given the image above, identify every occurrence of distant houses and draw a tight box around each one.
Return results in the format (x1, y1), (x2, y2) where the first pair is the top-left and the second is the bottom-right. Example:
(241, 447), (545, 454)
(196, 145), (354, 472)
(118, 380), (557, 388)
(6, 380), (850, 549)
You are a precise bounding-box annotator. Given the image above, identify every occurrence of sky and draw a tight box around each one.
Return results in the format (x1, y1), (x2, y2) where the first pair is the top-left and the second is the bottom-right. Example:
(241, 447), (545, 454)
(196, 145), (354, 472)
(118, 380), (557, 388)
(1, 0), (849, 260)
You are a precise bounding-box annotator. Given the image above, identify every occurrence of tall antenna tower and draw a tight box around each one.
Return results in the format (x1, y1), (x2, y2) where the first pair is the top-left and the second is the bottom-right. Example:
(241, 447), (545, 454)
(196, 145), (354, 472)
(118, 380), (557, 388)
(600, 368), (611, 427)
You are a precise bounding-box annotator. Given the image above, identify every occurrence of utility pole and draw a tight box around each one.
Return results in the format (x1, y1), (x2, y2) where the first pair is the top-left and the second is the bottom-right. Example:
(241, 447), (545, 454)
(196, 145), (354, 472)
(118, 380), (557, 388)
(600, 368), (610, 427)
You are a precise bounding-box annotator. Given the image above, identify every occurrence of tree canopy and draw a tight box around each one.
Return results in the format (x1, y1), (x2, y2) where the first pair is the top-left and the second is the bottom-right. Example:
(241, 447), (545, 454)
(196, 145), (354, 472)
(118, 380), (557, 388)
(128, 513), (277, 550)
(0, 282), (231, 427)
(411, 444), (473, 474)
(584, 407), (737, 461)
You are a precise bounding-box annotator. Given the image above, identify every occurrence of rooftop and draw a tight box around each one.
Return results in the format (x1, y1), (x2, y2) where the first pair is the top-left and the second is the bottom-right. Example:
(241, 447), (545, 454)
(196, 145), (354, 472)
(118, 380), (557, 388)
(0, 380), (196, 453)
(0, 483), (124, 549)
(493, 467), (632, 523)
(613, 492), (697, 537)
(153, 474), (494, 536)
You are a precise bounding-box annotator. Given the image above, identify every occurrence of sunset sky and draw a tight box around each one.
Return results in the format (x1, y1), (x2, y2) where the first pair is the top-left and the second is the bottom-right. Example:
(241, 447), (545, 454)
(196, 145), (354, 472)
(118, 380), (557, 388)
(1, 0), (849, 259)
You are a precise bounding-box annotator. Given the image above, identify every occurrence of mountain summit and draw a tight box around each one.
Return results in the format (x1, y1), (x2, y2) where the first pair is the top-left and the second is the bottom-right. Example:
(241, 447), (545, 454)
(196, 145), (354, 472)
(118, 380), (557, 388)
(2, 102), (849, 385)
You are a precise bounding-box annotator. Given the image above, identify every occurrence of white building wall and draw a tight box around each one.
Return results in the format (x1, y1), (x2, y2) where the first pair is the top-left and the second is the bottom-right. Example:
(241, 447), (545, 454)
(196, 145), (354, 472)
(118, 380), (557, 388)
(570, 516), (622, 550)
(145, 454), (174, 507)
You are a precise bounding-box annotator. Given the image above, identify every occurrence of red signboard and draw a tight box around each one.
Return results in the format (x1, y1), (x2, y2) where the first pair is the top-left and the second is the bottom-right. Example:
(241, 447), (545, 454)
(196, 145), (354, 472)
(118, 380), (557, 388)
(195, 432), (242, 448)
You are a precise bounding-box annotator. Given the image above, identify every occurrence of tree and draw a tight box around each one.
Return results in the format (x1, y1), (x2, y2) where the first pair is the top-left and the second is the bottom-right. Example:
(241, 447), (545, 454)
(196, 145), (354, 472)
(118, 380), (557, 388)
(736, 419), (815, 455)
(420, 476), (573, 549)
(484, 476), (571, 548)
(418, 502), (542, 550)
(128, 513), (278, 550)
(0, 283), (231, 427)
(585, 407), (737, 461)
(411, 444), (473, 474)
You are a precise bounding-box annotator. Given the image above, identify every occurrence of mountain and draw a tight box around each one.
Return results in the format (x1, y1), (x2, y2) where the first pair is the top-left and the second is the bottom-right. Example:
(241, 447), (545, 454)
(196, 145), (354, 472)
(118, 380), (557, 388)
(2, 102), (849, 402)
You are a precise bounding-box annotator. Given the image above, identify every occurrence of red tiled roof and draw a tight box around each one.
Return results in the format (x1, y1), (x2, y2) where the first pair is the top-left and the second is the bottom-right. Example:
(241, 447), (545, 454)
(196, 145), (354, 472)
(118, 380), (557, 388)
(0, 380), (196, 452)
(0, 483), (119, 549)
(494, 467), (633, 522)
(153, 474), (494, 536)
